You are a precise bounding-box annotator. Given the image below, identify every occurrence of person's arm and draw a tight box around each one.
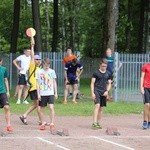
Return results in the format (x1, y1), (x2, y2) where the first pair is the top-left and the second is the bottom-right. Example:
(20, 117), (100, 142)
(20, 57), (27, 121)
(13, 58), (22, 71)
(30, 36), (35, 62)
(4, 78), (10, 98)
(103, 78), (112, 97)
(140, 72), (145, 94)
(53, 79), (58, 99)
(91, 78), (96, 101)
(64, 70), (68, 84)
(77, 69), (83, 79)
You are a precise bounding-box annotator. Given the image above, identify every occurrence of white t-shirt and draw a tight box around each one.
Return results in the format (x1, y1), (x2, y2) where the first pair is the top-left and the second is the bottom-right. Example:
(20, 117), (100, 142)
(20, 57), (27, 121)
(36, 68), (57, 96)
(17, 55), (31, 74)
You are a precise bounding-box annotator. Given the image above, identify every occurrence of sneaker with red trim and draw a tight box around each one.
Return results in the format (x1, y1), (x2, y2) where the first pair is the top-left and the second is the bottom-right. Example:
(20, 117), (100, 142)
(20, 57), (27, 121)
(7, 126), (13, 133)
(40, 124), (45, 130)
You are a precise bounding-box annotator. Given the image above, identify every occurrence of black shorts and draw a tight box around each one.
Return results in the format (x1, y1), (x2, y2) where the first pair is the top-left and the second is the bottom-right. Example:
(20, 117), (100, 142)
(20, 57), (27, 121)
(143, 88), (150, 104)
(94, 91), (106, 107)
(0, 93), (9, 108)
(39, 95), (54, 107)
(29, 90), (38, 100)
(18, 74), (27, 85)
(67, 78), (78, 85)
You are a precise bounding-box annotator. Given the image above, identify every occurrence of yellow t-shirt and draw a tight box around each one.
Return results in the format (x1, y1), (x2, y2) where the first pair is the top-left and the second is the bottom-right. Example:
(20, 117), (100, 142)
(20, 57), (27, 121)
(28, 62), (40, 91)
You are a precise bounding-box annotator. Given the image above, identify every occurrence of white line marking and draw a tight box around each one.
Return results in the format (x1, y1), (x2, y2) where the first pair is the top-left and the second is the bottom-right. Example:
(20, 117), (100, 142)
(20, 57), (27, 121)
(37, 137), (70, 150)
(1, 135), (150, 139)
(91, 136), (135, 150)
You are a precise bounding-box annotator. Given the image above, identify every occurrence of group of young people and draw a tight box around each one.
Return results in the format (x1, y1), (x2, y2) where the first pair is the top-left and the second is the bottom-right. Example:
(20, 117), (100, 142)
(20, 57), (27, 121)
(0, 44), (150, 133)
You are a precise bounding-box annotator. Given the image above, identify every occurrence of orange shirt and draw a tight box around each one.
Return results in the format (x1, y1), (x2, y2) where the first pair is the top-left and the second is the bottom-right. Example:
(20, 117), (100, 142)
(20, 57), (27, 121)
(63, 55), (77, 64)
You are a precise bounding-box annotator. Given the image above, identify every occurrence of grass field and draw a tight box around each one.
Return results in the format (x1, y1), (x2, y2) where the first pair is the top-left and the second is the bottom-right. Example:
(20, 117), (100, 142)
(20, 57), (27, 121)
(0, 78), (143, 116)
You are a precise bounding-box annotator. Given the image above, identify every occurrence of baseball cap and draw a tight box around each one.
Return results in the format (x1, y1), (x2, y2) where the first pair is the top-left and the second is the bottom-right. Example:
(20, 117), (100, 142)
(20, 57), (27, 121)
(34, 55), (41, 60)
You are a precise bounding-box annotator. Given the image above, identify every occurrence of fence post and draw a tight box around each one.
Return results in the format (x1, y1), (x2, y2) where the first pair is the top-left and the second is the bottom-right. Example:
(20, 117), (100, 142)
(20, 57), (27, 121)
(9, 53), (12, 89)
(113, 52), (119, 102)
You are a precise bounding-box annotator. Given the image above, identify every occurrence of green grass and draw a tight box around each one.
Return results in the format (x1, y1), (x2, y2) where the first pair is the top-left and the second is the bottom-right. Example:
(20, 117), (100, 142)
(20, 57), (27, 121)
(0, 78), (143, 116)
(0, 97), (143, 116)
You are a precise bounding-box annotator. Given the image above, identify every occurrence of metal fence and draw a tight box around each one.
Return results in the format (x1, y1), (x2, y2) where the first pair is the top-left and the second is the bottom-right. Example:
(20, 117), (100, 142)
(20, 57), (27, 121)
(113, 52), (149, 103)
(2, 52), (80, 95)
(1, 52), (148, 102)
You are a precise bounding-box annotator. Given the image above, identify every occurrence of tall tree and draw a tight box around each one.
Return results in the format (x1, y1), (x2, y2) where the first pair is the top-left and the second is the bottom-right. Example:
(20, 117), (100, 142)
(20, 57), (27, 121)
(31, 0), (42, 52)
(125, 0), (133, 51)
(104, 0), (118, 52)
(10, 0), (20, 53)
(51, 0), (58, 52)
(138, 0), (146, 53)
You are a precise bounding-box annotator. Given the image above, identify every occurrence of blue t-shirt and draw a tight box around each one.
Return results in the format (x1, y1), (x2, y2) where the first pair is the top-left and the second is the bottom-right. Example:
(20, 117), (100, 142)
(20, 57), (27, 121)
(64, 61), (83, 80)
(106, 56), (114, 74)
(0, 65), (7, 94)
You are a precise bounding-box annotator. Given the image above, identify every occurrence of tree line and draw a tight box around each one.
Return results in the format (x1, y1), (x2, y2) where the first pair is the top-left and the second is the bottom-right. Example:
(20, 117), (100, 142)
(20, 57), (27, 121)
(0, 0), (149, 57)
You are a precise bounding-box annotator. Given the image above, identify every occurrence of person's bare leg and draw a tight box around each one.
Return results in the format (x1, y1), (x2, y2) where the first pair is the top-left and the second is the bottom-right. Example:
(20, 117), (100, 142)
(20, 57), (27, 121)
(64, 84), (69, 103)
(23, 100), (38, 118)
(97, 107), (103, 123)
(14, 85), (19, 97)
(4, 105), (11, 126)
(37, 106), (42, 123)
(48, 104), (55, 124)
(39, 107), (45, 125)
(143, 103), (149, 122)
(93, 104), (100, 123)
(16, 85), (24, 104)
(72, 84), (78, 102)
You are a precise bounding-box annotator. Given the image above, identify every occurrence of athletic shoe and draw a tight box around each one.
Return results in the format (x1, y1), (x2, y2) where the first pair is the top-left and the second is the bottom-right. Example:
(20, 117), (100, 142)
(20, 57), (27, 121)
(40, 124), (45, 130)
(142, 121), (148, 129)
(22, 100), (29, 104)
(7, 126), (13, 133)
(50, 123), (55, 129)
(16, 99), (21, 104)
(92, 122), (102, 129)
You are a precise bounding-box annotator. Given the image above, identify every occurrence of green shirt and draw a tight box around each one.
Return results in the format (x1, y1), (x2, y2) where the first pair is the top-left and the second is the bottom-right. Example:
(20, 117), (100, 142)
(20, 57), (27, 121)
(0, 65), (7, 94)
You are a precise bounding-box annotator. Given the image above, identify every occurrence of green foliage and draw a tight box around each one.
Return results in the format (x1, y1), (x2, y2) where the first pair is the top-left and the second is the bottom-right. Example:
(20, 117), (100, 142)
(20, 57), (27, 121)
(0, 36), (10, 53)
(0, 0), (145, 54)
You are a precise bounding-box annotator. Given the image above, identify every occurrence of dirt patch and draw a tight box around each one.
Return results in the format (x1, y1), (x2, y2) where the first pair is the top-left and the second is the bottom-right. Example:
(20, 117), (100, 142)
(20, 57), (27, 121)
(0, 114), (150, 150)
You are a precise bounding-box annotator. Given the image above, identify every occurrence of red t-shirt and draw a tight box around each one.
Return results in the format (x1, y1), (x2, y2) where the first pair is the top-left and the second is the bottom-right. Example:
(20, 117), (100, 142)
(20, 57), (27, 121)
(142, 63), (150, 88)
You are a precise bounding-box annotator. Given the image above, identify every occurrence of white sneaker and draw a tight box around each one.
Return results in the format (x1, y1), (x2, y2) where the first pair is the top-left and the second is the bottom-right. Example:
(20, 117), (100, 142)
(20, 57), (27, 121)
(22, 100), (29, 104)
(16, 99), (21, 104)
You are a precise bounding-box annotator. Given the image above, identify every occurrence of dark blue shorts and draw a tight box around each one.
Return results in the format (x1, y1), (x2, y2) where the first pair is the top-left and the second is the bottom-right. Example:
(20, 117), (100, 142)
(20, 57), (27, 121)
(67, 78), (78, 85)
(0, 93), (9, 108)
